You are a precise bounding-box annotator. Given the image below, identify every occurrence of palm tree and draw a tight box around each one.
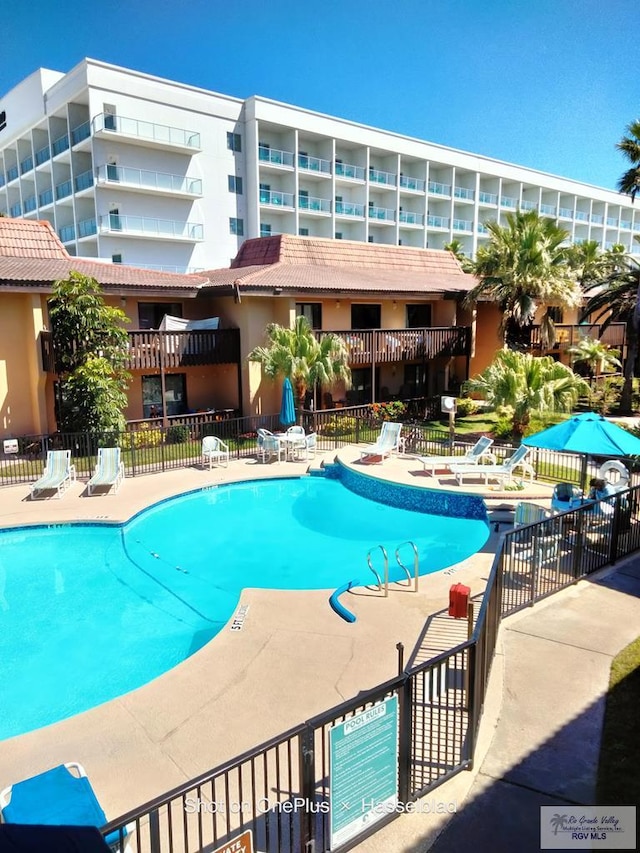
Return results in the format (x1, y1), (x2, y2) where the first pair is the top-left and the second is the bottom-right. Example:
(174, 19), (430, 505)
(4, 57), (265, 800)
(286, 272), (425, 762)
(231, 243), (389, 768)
(581, 254), (640, 413)
(465, 209), (582, 350)
(248, 316), (351, 422)
(617, 119), (640, 202)
(567, 336), (621, 376)
(464, 350), (589, 437)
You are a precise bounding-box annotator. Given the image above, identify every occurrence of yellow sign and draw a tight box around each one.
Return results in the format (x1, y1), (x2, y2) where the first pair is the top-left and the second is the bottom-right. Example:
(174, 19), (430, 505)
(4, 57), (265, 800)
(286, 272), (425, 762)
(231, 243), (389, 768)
(211, 829), (253, 853)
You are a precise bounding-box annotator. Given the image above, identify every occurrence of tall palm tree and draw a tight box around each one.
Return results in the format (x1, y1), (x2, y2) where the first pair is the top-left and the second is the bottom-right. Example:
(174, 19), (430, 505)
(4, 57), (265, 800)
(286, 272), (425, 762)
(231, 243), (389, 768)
(465, 209), (582, 350)
(465, 350), (588, 437)
(248, 316), (351, 422)
(617, 119), (640, 202)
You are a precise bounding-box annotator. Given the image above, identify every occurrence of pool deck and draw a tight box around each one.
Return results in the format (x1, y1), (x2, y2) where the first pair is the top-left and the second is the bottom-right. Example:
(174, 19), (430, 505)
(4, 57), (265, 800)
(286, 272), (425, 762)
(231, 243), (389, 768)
(0, 448), (555, 828)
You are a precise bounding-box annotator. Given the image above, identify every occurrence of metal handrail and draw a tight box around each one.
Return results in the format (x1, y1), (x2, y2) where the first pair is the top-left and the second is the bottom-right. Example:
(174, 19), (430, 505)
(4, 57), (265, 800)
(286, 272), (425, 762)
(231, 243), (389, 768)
(367, 544), (389, 596)
(395, 540), (419, 591)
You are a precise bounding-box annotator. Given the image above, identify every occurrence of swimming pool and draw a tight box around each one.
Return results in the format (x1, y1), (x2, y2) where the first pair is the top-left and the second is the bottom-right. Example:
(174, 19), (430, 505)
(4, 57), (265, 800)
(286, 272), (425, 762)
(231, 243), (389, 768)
(0, 474), (488, 741)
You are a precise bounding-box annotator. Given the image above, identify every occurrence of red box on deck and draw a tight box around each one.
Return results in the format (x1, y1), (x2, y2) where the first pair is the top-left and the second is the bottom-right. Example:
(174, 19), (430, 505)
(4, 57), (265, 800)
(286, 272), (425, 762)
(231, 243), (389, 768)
(448, 583), (471, 618)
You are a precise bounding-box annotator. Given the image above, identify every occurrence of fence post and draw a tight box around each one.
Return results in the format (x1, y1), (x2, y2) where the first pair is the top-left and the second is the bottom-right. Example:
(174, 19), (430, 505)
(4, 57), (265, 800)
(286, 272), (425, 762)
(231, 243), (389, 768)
(397, 676), (413, 804)
(299, 725), (316, 851)
(149, 809), (161, 853)
(609, 493), (622, 565)
(129, 430), (136, 477)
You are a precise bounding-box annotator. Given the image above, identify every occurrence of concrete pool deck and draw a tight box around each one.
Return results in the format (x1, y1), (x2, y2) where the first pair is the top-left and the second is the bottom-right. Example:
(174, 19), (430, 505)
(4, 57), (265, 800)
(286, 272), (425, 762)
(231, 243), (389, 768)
(0, 447), (555, 831)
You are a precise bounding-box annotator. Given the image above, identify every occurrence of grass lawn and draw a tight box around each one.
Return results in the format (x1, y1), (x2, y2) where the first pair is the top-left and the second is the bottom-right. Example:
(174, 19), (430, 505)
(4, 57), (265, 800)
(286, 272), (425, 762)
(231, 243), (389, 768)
(596, 635), (640, 805)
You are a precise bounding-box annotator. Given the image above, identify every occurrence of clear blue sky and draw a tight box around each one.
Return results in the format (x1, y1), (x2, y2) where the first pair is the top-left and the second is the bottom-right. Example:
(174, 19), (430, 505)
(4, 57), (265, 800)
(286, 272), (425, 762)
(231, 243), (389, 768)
(2, 0), (639, 191)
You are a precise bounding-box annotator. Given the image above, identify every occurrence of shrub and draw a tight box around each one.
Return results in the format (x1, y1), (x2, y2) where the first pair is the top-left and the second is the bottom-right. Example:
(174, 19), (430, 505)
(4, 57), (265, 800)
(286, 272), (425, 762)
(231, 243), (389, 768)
(125, 423), (163, 449)
(455, 397), (478, 417)
(369, 401), (407, 422)
(320, 416), (357, 436)
(165, 424), (191, 444)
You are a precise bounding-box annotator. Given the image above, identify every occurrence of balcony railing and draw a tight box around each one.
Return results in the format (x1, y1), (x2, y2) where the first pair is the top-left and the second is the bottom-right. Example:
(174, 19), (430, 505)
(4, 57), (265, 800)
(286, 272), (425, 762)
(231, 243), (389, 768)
(427, 214), (449, 228)
(20, 155), (33, 175)
(452, 218), (472, 231)
(454, 186), (474, 201)
(259, 189), (294, 207)
(540, 203), (556, 215)
(38, 188), (53, 206)
(298, 195), (331, 213)
(591, 213), (604, 224)
(428, 180), (451, 196)
(368, 205), (395, 222)
(6, 165), (18, 183)
(23, 195), (37, 213)
(399, 175), (425, 192)
(51, 133), (70, 156)
(559, 207), (573, 218)
(320, 327), (472, 365)
(59, 224), (75, 243)
(500, 196), (518, 208)
(398, 211), (424, 226)
(9, 202), (21, 217)
(92, 113), (201, 149)
(96, 164), (202, 195)
(369, 168), (396, 187)
(41, 329), (241, 373)
(335, 162), (365, 181)
(520, 199), (537, 211)
(298, 153), (330, 174)
(527, 323), (626, 352)
(258, 146), (294, 167)
(35, 145), (51, 166)
(74, 169), (94, 192)
(335, 201), (364, 217)
(620, 219), (631, 229)
(575, 211), (589, 222)
(77, 217), (98, 238)
(71, 121), (91, 145)
(98, 214), (204, 240)
(55, 179), (73, 200)
(606, 217), (619, 227)
(478, 191), (498, 204)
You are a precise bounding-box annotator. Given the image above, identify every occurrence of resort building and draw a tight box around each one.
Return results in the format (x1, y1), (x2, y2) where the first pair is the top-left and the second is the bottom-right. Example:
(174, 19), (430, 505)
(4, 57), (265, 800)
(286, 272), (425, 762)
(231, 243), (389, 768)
(1, 58), (638, 275)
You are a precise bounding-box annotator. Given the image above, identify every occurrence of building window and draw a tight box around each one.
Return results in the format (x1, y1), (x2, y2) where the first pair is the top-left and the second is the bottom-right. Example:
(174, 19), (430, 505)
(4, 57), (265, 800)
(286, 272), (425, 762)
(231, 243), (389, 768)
(138, 302), (182, 330)
(351, 304), (381, 329)
(335, 232), (343, 240)
(0, 111), (6, 132)
(296, 302), (322, 329)
(228, 175), (243, 194)
(260, 223), (272, 237)
(403, 364), (427, 397)
(406, 304), (432, 328)
(230, 217), (244, 236)
(227, 132), (241, 152)
(547, 306), (564, 323)
(111, 254), (122, 264)
(299, 227), (309, 236)
(142, 374), (187, 418)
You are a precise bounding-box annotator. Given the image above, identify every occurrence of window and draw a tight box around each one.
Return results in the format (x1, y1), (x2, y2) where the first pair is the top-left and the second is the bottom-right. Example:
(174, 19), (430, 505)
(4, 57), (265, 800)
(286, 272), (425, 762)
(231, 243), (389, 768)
(260, 223), (272, 237)
(230, 217), (244, 236)
(0, 111), (6, 132)
(298, 227), (309, 236)
(296, 302), (322, 329)
(138, 302), (182, 330)
(547, 306), (564, 323)
(259, 183), (270, 203)
(228, 175), (243, 194)
(142, 374), (187, 418)
(351, 304), (381, 329)
(103, 104), (116, 131)
(109, 207), (121, 231)
(111, 254), (122, 264)
(368, 236), (374, 243)
(406, 304), (432, 328)
(227, 132), (241, 152)
(403, 364), (427, 397)
(335, 232), (343, 240)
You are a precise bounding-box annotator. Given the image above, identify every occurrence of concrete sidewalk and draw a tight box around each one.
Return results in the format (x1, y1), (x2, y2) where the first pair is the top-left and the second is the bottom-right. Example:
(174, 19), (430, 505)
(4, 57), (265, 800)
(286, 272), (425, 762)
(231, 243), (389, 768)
(360, 556), (640, 852)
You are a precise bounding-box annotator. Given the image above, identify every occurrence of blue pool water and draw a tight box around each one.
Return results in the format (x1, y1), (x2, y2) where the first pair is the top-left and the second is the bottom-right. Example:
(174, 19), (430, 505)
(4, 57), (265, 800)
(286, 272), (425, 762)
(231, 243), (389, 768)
(0, 475), (488, 741)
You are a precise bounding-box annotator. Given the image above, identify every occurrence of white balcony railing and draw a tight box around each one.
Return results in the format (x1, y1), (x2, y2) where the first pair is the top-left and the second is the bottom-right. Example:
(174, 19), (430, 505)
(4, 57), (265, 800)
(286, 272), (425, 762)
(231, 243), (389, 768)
(298, 154), (331, 174)
(427, 215), (449, 229)
(98, 214), (204, 240)
(259, 189), (295, 207)
(398, 211), (424, 226)
(96, 164), (202, 195)
(428, 180), (451, 196)
(452, 218), (473, 232)
(454, 186), (474, 201)
(92, 113), (201, 149)
(335, 162), (365, 181)
(478, 191), (498, 204)
(335, 201), (365, 217)
(259, 146), (294, 167)
(368, 206), (395, 222)
(500, 196), (518, 208)
(369, 168), (396, 187)
(298, 195), (331, 213)
(399, 175), (425, 192)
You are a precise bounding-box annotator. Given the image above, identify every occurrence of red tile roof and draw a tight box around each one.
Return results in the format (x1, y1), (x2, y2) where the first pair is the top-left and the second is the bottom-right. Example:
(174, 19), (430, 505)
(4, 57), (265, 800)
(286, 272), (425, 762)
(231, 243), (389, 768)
(0, 218), (208, 293)
(205, 235), (476, 296)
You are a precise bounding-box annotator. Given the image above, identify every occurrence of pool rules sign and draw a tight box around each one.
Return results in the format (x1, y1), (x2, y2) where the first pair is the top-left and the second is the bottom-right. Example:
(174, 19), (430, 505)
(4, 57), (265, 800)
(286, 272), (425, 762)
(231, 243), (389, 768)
(329, 696), (399, 848)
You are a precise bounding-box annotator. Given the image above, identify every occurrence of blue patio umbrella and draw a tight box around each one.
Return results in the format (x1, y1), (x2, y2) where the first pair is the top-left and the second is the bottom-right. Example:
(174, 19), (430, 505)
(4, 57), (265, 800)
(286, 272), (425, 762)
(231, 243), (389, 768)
(522, 411), (640, 487)
(279, 377), (296, 427)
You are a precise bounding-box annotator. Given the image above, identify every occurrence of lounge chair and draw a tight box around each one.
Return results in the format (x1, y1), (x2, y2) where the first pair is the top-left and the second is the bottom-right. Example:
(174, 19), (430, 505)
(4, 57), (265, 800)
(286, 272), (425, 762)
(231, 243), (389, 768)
(257, 428), (285, 463)
(359, 422), (403, 464)
(417, 436), (495, 474)
(0, 762), (130, 852)
(29, 449), (76, 499)
(87, 447), (125, 495)
(450, 444), (534, 486)
(202, 435), (230, 469)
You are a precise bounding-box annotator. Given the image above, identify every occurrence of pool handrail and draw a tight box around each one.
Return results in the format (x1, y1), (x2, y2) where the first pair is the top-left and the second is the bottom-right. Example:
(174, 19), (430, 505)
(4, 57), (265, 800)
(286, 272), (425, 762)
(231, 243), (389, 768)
(329, 579), (359, 623)
(395, 540), (419, 592)
(367, 544), (389, 595)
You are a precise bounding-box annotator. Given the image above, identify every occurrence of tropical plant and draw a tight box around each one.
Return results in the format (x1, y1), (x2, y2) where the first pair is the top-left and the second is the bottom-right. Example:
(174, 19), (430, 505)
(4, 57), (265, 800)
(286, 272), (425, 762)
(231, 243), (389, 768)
(443, 239), (474, 272)
(464, 350), (589, 437)
(48, 272), (130, 435)
(465, 209), (582, 349)
(617, 119), (640, 202)
(567, 336), (621, 376)
(248, 316), (351, 422)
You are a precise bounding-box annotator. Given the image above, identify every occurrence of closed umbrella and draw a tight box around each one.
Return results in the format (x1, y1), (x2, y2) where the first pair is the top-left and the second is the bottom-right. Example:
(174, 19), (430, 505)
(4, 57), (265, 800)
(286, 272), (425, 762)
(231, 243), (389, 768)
(522, 411), (640, 488)
(279, 377), (296, 427)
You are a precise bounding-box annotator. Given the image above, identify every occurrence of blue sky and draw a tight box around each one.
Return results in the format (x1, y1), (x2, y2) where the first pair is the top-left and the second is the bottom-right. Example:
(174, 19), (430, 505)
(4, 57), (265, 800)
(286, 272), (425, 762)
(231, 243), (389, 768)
(2, 0), (639, 191)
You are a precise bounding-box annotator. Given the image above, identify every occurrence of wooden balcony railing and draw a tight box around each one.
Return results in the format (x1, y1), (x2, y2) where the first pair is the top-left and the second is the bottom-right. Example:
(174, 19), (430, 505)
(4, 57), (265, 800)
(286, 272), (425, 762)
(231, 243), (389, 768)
(318, 327), (471, 365)
(40, 328), (241, 373)
(527, 323), (627, 352)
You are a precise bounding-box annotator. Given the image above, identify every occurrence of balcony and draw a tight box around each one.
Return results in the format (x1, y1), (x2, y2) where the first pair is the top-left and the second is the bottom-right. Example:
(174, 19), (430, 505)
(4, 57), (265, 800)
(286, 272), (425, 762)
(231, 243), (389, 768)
(620, 219), (631, 229)
(527, 323), (626, 353)
(500, 196), (518, 208)
(92, 113), (201, 151)
(20, 155), (34, 175)
(428, 180), (451, 196)
(59, 224), (75, 243)
(319, 327), (471, 366)
(559, 207), (573, 219)
(38, 188), (53, 207)
(74, 169), (94, 192)
(335, 162), (365, 181)
(591, 213), (604, 225)
(259, 146), (294, 168)
(335, 201), (365, 218)
(71, 121), (91, 146)
(520, 200), (537, 211)
(98, 214), (204, 241)
(478, 191), (498, 205)
(368, 205), (395, 222)
(427, 215), (449, 229)
(298, 153), (330, 175)
(259, 189), (294, 208)
(9, 202), (21, 217)
(51, 133), (70, 157)
(96, 164), (202, 197)
(35, 145), (51, 166)
(540, 203), (556, 216)
(23, 195), (37, 213)
(6, 165), (19, 183)
(369, 168), (396, 187)
(41, 328), (241, 372)
(399, 175), (425, 192)
(606, 217), (619, 227)
(55, 179), (73, 201)
(454, 186), (474, 201)
(298, 195), (331, 213)
(452, 218), (472, 232)
(77, 217), (98, 238)
(399, 211), (424, 226)
(575, 211), (589, 222)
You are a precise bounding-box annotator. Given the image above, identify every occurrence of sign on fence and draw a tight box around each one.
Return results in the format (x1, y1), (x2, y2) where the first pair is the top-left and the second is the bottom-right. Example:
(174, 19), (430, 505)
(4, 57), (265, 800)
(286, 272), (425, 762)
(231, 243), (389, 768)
(329, 695), (399, 848)
(3, 439), (18, 454)
(211, 828), (253, 853)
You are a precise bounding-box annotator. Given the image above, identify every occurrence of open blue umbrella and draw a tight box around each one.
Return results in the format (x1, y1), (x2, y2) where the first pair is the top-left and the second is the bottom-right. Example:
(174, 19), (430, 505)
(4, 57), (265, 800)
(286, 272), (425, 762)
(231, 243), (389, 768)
(279, 377), (296, 427)
(522, 411), (640, 487)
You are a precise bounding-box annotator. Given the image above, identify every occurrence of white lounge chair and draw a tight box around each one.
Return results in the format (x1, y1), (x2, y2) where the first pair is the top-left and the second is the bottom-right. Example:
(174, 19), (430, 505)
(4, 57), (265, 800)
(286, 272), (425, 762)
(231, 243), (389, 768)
(87, 447), (125, 495)
(359, 422), (403, 464)
(29, 450), (76, 499)
(201, 435), (230, 469)
(417, 436), (495, 474)
(450, 444), (534, 486)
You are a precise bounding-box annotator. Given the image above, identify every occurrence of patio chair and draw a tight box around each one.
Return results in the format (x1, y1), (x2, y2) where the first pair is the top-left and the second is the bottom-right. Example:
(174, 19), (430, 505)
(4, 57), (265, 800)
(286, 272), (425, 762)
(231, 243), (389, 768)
(550, 482), (583, 514)
(510, 501), (561, 575)
(0, 762), (130, 852)
(359, 422), (403, 464)
(257, 428), (285, 463)
(29, 449), (76, 500)
(417, 436), (495, 474)
(293, 431), (317, 461)
(450, 444), (535, 487)
(87, 447), (125, 495)
(201, 435), (230, 469)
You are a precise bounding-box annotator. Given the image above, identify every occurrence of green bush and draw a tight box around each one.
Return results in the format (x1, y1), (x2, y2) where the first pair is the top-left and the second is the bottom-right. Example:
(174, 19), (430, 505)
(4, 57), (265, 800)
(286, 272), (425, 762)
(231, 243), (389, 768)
(165, 424), (191, 444)
(455, 397), (478, 417)
(320, 416), (357, 436)
(125, 423), (163, 449)
(370, 401), (407, 422)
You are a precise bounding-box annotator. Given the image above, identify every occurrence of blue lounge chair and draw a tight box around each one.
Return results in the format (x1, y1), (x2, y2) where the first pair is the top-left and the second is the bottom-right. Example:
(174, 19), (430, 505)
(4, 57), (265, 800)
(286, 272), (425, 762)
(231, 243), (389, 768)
(359, 422), (403, 463)
(417, 436), (495, 474)
(88, 447), (125, 495)
(29, 449), (76, 499)
(0, 763), (129, 852)
(450, 444), (535, 486)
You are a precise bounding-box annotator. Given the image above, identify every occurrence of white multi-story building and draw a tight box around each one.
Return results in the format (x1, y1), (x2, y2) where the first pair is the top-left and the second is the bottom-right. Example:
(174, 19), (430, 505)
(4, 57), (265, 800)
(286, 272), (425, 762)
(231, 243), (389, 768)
(1, 58), (638, 272)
